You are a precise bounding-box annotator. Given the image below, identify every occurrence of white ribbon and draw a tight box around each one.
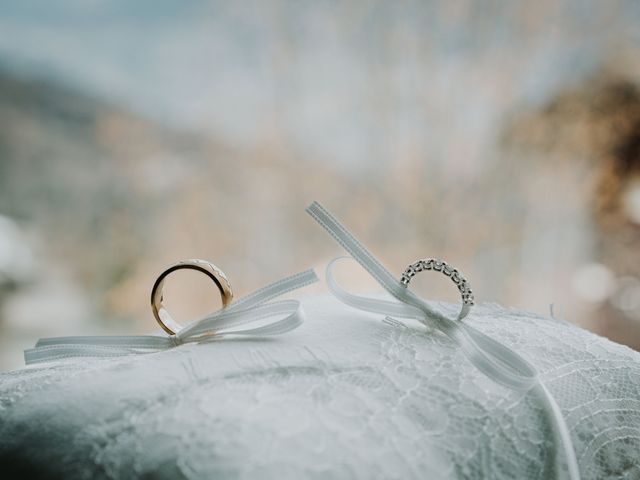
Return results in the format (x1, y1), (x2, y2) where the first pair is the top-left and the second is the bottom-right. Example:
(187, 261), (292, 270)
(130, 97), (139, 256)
(25, 269), (318, 365)
(306, 201), (580, 480)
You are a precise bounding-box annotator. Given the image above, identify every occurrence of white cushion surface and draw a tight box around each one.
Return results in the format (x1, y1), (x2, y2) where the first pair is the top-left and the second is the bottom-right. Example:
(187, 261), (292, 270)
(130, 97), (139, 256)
(1, 294), (639, 479)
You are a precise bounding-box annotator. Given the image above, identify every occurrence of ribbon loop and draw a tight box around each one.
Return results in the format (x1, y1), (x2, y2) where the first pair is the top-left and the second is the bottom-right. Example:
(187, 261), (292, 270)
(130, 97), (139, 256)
(24, 269), (318, 365)
(307, 201), (580, 480)
(326, 257), (426, 319)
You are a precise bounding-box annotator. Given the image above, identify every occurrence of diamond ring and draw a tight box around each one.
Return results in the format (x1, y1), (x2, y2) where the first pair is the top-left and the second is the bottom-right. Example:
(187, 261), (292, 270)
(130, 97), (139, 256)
(400, 258), (473, 320)
(151, 259), (233, 335)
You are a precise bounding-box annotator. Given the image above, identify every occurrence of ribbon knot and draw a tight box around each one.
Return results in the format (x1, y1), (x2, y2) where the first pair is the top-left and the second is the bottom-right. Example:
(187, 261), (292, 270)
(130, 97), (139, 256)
(170, 334), (184, 347)
(24, 269), (318, 364)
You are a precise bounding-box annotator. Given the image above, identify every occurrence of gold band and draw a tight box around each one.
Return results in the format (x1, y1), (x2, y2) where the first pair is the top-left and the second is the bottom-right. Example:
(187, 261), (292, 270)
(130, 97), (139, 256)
(150, 259), (233, 335)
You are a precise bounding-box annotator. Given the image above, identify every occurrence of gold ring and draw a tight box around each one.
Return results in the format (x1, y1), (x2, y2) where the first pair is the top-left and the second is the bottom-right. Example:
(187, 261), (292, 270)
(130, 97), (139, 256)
(150, 259), (233, 335)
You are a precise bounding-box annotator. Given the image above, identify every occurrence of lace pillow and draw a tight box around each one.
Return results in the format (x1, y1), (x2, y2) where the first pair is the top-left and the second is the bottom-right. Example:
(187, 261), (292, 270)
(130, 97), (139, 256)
(1, 295), (639, 479)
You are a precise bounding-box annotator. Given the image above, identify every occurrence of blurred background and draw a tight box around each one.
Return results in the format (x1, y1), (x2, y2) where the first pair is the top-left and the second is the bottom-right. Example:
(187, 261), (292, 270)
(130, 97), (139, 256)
(1, 0), (640, 371)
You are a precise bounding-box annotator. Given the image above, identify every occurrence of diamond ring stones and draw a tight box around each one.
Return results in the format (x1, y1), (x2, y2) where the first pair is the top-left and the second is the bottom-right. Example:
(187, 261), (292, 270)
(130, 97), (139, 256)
(400, 258), (474, 319)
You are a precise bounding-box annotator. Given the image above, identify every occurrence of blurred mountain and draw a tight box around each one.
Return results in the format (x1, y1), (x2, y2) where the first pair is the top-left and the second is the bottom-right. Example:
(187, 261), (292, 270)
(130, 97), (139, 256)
(0, 69), (347, 328)
(0, 69), (172, 305)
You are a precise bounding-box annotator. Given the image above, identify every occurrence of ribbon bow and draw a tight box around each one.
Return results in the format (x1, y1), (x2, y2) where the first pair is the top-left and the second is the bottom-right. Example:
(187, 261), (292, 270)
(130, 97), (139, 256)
(25, 269), (318, 364)
(306, 201), (580, 480)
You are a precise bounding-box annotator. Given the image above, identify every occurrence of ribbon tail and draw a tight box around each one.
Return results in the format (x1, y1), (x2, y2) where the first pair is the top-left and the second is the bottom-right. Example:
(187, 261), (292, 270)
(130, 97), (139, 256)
(25, 335), (174, 364)
(458, 325), (581, 478)
(535, 381), (581, 480)
(225, 269), (318, 313)
(35, 335), (172, 349)
(307, 203), (406, 295)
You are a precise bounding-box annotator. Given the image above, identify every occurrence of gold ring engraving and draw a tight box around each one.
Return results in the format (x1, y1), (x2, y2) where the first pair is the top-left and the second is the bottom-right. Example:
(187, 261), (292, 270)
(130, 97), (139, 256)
(150, 259), (233, 335)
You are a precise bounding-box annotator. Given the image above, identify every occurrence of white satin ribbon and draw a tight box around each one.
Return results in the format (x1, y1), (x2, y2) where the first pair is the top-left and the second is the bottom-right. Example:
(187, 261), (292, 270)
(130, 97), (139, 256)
(25, 269), (318, 365)
(306, 201), (580, 480)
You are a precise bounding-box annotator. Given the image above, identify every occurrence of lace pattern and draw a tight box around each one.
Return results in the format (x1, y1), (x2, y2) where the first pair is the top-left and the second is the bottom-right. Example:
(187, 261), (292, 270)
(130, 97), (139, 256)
(1, 296), (639, 479)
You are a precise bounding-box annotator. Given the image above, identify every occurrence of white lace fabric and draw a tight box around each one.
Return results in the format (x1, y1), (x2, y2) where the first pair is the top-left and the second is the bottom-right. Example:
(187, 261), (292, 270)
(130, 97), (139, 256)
(1, 294), (639, 479)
